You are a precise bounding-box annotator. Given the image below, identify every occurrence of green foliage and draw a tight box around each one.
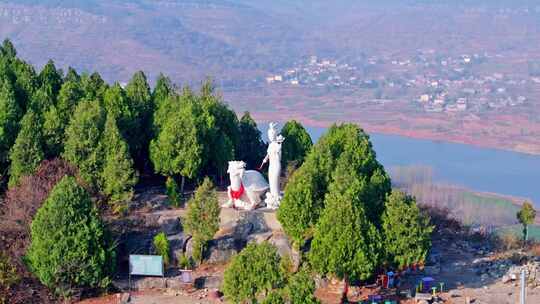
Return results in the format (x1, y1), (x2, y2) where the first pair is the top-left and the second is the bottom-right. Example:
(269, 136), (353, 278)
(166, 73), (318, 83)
(57, 80), (83, 119)
(309, 164), (382, 282)
(165, 176), (181, 207)
(237, 112), (266, 169)
(149, 92), (206, 180)
(261, 290), (286, 304)
(125, 71), (152, 161)
(0, 251), (19, 292)
(64, 67), (80, 83)
(42, 105), (64, 157)
(278, 124), (391, 246)
(8, 110), (44, 187)
(1, 39), (17, 58)
(100, 114), (137, 208)
(285, 269), (319, 304)
(281, 120), (313, 168)
(26, 176), (115, 297)
(63, 100), (106, 190)
(517, 201), (537, 241)
(177, 253), (195, 270)
(38, 59), (63, 98)
(0, 79), (21, 166)
(152, 73), (174, 110)
(29, 86), (55, 114)
(153, 232), (171, 267)
(382, 190), (433, 269)
(184, 178), (220, 263)
(199, 81), (238, 177)
(81, 72), (107, 101)
(223, 242), (285, 303)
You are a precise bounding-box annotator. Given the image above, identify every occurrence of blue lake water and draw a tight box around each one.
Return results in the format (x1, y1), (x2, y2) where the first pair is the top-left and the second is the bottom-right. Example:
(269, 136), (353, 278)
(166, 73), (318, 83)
(260, 124), (540, 205)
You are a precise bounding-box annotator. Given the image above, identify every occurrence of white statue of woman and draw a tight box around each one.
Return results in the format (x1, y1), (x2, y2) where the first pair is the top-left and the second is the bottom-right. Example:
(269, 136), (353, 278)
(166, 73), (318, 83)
(261, 122), (284, 209)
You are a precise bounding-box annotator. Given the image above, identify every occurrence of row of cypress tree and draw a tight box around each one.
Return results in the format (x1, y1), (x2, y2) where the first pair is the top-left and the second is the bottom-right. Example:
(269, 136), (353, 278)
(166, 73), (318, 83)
(0, 39), (314, 209)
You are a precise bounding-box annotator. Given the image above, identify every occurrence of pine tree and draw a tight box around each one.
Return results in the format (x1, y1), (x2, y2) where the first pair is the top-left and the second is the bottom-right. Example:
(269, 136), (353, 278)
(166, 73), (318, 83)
(382, 190), (433, 269)
(125, 71), (152, 162)
(152, 73), (174, 110)
(26, 176), (115, 297)
(0, 79), (21, 166)
(184, 178), (220, 263)
(237, 112), (265, 169)
(56, 80), (83, 119)
(8, 110), (44, 188)
(38, 59), (63, 99)
(223, 242), (285, 303)
(63, 100), (106, 190)
(64, 67), (80, 83)
(281, 120), (313, 168)
(42, 105), (64, 157)
(309, 164), (382, 287)
(149, 95), (205, 194)
(100, 114), (137, 210)
(285, 269), (320, 304)
(1, 39), (17, 58)
(278, 124), (391, 247)
(199, 80), (238, 179)
(81, 72), (106, 101)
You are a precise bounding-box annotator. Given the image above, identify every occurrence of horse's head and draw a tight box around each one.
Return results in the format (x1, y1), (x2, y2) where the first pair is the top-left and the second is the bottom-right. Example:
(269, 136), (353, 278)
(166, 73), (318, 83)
(227, 161), (246, 179)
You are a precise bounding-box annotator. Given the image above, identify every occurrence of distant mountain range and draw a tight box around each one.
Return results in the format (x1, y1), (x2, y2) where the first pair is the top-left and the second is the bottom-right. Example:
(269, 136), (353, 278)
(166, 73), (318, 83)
(1, 0), (538, 86)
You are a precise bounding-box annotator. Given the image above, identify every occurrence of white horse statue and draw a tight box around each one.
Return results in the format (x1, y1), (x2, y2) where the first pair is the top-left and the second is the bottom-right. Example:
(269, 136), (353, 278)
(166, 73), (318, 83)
(222, 161), (269, 210)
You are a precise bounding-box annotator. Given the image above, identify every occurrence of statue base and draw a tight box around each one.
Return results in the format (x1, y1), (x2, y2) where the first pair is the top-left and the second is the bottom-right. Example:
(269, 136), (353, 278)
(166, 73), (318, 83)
(265, 192), (282, 210)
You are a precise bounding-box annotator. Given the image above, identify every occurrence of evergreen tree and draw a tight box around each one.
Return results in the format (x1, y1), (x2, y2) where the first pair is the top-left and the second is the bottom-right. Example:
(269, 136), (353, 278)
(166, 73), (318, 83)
(281, 120), (313, 168)
(285, 269), (320, 304)
(42, 105), (64, 157)
(57, 80), (83, 119)
(8, 110), (44, 188)
(103, 83), (133, 140)
(81, 72), (106, 101)
(1, 39), (17, 58)
(125, 71), (152, 162)
(237, 112), (265, 169)
(517, 201), (536, 242)
(42, 81), (83, 158)
(309, 164), (382, 288)
(38, 59), (63, 99)
(278, 124), (391, 247)
(382, 190), (433, 269)
(0, 79), (21, 166)
(63, 100), (106, 190)
(223, 242), (285, 303)
(152, 73), (174, 110)
(30, 86), (55, 114)
(64, 67), (80, 83)
(149, 94), (205, 194)
(184, 178), (220, 263)
(26, 176), (115, 297)
(100, 114), (137, 210)
(199, 80), (238, 179)
(10, 57), (38, 111)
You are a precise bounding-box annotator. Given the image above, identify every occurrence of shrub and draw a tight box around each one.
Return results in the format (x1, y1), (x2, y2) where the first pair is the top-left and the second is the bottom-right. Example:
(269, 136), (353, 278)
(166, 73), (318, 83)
(285, 269), (319, 304)
(26, 176), (115, 298)
(177, 253), (195, 270)
(184, 178), (220, 263)
(153, 232), (170, 267)
(223, 242), (285, 303)
(165, 176), (180, 207)
(0, 251), (19, 296)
